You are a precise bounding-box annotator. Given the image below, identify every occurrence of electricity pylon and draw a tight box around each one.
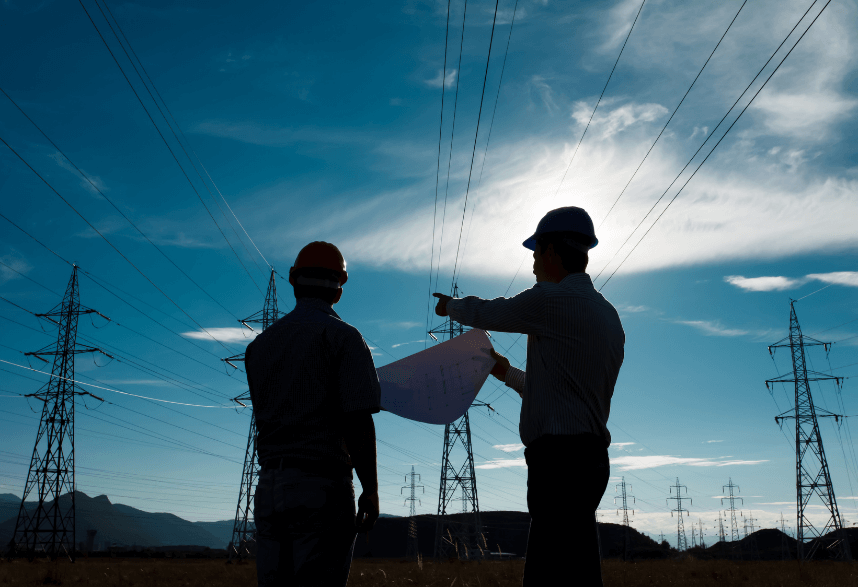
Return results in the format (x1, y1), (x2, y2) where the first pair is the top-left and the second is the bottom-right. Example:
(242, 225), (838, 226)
(780, 512), (791, 560)
(716, 511), (727, 544)
(721, 479), (743, 542)
(746, 514), (760, 559)
(432, 283), (486, 560)
(11, 266), (110, 560)
(402, 466), (424, 559)
(223, 269), (282, 561)
(614, 477), (635, 560)
(667, 478), (691, 552)
(698, 518), (706, 549)
(691, 526), (697, 548)
(766, 300), (851, 561)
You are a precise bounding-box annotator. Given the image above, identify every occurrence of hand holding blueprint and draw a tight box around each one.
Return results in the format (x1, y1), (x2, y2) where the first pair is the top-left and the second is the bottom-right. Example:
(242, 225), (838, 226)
(377, 329), (495, 425)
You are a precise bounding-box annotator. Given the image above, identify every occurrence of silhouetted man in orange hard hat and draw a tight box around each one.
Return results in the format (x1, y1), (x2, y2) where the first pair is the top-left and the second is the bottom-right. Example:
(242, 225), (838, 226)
(246, 241), (381, 587)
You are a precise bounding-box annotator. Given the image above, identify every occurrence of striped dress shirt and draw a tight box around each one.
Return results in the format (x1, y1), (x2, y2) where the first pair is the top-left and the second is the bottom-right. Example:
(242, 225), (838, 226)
(245, 297), (381, 472)
(446, 272), (625, 446)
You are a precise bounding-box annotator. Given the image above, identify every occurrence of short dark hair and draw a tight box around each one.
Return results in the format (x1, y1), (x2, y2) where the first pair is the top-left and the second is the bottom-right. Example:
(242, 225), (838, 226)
(292, 267), (341, 304)
(535, 231), (590, 273)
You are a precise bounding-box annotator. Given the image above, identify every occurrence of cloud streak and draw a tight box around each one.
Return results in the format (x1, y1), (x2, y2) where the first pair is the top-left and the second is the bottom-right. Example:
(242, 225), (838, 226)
(725, 272), (858, 292)
(181, 328), (257, 344)
(610, 455), (768, 471)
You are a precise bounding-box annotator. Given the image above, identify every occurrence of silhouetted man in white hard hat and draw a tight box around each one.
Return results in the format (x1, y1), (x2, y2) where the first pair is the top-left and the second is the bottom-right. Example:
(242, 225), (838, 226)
(246, 241), (381, 587)
(434, 207), (625, 586)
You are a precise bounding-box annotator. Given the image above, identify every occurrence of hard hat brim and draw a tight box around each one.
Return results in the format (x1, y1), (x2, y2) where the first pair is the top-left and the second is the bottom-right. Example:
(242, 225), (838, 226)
(522, 235), (537, 251)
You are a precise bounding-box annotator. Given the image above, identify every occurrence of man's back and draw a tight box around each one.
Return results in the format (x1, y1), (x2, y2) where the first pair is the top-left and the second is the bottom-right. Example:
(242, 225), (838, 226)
(522, 273), (625, 445)
(246, 297), (380, 472)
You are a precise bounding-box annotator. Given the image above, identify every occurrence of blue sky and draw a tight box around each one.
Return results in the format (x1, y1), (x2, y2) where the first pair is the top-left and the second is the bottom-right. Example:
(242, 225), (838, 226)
(1, 0), (858, 547)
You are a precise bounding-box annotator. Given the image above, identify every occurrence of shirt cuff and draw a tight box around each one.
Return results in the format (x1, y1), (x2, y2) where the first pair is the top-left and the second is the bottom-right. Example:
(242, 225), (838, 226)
(446, 298), (462, 321)
(505, 367), (525, 393)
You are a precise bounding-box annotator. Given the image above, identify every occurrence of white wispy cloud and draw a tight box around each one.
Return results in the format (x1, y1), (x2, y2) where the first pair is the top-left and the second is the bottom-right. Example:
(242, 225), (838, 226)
(704, 440), (724, 443)
(725, 272), (858, 292)
(610, 442), (636, 448)
(610, 455), (768, 471)
(0, 251), (31, 284)
(615, 304), (649, 314)
(181, 328), (257, 344)
(674, 320), (750, 337)
(425, 68), (456, 88)
(493, 443), (525, 453)
(724, 275), (807, 292)
(806, 271), (858, 288)
(475, 457), (526, 470)
(571, 100), (668, 139)
(391, 339), (428, 348)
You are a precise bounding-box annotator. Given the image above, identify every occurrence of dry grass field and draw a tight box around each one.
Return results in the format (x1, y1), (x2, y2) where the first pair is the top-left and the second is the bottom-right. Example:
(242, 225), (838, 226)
(1, 557), (857, 586)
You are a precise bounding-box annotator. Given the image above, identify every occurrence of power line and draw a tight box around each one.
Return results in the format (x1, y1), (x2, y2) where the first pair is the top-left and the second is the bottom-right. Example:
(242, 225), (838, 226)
(425, 0), (454, 350)
(448, 0), (501, 290)
(0, 299), (233, 403)
(0, 135), (240, 355)
(0, 233), (247, 377)
(453, 0), (520, 284)
(99, 0), (271, 277)
(596, 0), (747, 230)
(597, 0), (832, 290)
(557, 0), (648, 202)
(0, 85), (243, 323)
(432, 0), (470, 302)
(494, 0), (647, 301)
(76, 0), (264, 296)
(0, 358), (234, 409)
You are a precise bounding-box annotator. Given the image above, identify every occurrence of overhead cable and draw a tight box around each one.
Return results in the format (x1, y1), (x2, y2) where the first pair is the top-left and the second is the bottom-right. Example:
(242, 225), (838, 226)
(100, 0), (270, 274)
(425, 0), (454, 350)
(596, 0), (748, 230)
(556, 0), (648, 201)
(452, 0), (520, 285)
(0, 86), (243, 322)
(0, 358), (234, 408)
(0, 136), (241, 355)
(97, 0), (269, 282)
(77, 0), (264, 296)
(449, 0), (502, 291)
(432, 0), (470, 302)
(598, 0), (832, 290)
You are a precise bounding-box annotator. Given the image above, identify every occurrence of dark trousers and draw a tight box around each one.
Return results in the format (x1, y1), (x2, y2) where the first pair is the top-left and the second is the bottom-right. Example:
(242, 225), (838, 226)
(254, 467), (356, 587)
(523, 434), (610, 587)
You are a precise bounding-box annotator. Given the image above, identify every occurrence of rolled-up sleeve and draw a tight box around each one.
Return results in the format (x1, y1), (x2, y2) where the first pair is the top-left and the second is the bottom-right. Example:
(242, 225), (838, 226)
(337, 329), (382, 414)
(446, 286), (546, 335)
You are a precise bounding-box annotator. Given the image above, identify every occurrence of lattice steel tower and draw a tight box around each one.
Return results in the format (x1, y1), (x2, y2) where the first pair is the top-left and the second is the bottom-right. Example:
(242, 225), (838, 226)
(716, 511), (727, 544)
(11, 266), (110, 560)
(614, 477), (635, 559)
(432, 283), (485, 560)
(223, 269), (282, 560)
(721, 479), (743, 543)
(766, 300), (851, 561)
(402, 466), (424, 559)
(667, 478), (690, 552)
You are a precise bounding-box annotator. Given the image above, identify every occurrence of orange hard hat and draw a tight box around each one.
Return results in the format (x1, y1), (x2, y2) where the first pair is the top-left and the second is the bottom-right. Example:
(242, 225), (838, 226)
(289, 241), (348, 287)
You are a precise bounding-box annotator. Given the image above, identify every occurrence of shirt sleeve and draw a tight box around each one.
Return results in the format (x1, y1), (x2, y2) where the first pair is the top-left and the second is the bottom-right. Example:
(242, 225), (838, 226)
(504, 366), (525, 394)
(337, 327), (382, 414)
(446, 286), (546, 335)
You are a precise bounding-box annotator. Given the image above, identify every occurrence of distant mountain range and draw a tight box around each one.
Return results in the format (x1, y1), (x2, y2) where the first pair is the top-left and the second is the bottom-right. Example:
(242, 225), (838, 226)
(3, 492), (855, 560)
(0, 492), (399, 550)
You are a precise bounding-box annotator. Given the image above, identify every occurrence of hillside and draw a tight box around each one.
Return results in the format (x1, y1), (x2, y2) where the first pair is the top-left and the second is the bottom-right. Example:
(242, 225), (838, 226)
(0, 492), (225, 549)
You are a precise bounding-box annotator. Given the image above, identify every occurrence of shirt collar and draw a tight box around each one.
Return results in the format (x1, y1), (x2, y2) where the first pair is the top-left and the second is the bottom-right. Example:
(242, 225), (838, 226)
(296, 297), (341, 319)
(559, 272), (595, 289)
